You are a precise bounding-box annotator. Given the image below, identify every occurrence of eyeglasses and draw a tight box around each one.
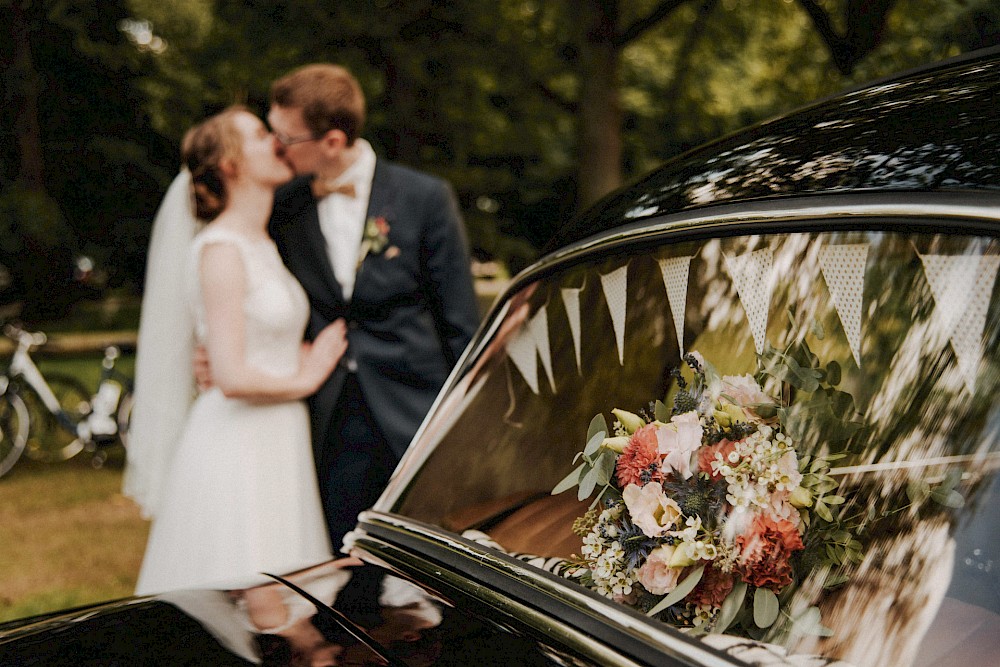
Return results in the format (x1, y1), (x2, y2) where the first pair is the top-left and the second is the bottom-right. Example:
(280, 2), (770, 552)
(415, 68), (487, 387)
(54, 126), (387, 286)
(272, 130), (322, 147)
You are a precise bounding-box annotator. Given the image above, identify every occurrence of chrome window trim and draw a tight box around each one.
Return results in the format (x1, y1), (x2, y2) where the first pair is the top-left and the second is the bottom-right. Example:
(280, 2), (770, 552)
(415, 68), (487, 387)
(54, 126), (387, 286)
(354, 511), (748, 667)
(540, 193), (1000, 275)
(376, 191), (1000, 511)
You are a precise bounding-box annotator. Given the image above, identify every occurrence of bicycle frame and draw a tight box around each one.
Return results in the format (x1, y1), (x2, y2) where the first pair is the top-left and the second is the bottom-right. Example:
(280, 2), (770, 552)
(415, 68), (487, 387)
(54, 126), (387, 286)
(8, 339), (79, 435)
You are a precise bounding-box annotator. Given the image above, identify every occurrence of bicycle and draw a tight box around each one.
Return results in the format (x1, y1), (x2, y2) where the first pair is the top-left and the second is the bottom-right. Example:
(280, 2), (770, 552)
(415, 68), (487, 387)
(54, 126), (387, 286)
(0, 376), (30, 479)
(0, 324), (133, 476)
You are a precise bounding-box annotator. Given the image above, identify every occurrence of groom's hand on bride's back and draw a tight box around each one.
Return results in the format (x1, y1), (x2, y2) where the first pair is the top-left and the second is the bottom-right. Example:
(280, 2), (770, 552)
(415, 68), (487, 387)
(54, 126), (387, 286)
(193, 344), (214, 391)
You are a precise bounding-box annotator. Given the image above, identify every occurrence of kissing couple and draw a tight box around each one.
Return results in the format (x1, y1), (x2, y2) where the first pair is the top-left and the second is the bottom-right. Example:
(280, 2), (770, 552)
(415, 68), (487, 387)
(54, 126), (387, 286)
(125, 63), (480, 595)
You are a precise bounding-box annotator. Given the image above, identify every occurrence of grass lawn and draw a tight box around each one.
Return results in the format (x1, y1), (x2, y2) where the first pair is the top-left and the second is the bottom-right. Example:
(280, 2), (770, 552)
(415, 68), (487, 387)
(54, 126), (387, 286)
(0, 348), (147, 623)
(0, 455), (149, 622)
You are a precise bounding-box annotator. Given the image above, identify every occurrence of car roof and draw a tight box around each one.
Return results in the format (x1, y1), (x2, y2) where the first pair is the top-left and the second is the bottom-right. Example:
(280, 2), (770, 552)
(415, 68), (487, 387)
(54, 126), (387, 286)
(547, 47), (1000, 251)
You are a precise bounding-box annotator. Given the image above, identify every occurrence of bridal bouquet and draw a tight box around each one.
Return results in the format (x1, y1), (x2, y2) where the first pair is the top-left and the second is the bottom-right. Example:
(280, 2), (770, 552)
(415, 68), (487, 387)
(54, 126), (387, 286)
(553, 349), (866, 639)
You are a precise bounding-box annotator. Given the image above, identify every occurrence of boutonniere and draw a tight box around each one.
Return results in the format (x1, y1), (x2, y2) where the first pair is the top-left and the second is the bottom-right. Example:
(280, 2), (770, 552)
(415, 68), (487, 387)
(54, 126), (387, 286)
(357, 216), (400, 269)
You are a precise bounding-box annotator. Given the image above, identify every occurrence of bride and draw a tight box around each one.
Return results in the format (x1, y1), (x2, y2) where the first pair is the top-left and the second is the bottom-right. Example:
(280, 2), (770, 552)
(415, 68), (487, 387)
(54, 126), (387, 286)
(130, 106), (346, 595)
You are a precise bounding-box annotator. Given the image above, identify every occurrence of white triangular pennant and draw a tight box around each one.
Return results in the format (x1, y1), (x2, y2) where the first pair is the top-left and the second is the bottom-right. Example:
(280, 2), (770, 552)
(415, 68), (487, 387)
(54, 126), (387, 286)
(658, 256), (693, 357)
(920, 253), (999, 393)
(561, 287), (583, 374)
(725, 249), (774, 354)
(920, 254), (980, 336)
(505, 323), (539, 394)
(600, 266), (628, 365)
(819, 244), (869, 367)
(529, 305), (556, 393)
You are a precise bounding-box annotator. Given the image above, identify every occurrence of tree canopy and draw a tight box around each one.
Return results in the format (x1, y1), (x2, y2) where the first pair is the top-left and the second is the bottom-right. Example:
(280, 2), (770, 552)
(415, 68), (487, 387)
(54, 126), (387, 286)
(2, 0), (996, 319)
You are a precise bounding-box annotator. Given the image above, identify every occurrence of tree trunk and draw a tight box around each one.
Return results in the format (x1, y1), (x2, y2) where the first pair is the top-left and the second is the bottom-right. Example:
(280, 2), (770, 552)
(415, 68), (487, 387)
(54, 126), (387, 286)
(575, 0), (623, 210)
(3, 3), (45, 191)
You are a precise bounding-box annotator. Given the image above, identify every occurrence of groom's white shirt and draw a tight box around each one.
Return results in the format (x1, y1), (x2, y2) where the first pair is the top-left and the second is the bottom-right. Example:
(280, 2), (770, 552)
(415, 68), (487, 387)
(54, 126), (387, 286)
(316, 138), (377, 301)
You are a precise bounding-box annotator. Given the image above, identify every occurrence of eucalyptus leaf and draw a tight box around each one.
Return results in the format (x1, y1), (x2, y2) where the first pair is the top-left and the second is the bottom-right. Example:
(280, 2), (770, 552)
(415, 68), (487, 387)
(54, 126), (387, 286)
(826, 360), (841, 386)
(714, 581), (748, 633)
(583, 430), (607, 458)
(594, 450), (617, 486)
(930, 488), (965, 508)
(785, 356), (821, 392)
(646, 566), (705, 617)
(552, 463), (585, 495)
(814, 501), (833, 522)
(578, 466), (599, 501)
(753, 587), (780, 628)
(587, 413), (609, 444)
(826, 388), (855, 416)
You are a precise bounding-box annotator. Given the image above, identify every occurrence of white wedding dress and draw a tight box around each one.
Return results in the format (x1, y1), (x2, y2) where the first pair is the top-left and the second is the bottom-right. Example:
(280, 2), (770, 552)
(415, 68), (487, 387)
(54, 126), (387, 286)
(135, 226), (331, 595)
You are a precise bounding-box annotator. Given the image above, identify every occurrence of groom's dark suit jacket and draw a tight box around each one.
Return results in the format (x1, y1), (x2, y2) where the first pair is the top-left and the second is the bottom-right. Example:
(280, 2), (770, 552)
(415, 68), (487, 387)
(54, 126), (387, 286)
(268, 160), (480, 460)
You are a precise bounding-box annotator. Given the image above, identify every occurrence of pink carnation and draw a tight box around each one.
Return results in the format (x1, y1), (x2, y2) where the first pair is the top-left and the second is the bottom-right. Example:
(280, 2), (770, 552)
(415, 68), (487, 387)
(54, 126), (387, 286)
(734, 514), (804, 592)
(689, 566), (735, 607)
(615, 424), (664, 487)
(697, 439), (736, 479)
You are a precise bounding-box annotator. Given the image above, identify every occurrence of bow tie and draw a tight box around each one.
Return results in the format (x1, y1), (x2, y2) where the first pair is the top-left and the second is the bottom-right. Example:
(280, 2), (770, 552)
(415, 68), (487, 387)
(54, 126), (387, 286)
(311, 178), (357, 199)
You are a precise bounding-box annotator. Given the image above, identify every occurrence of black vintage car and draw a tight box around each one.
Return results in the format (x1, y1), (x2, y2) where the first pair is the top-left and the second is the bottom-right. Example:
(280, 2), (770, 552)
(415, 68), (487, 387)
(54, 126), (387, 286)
(2, 48), (999, 667)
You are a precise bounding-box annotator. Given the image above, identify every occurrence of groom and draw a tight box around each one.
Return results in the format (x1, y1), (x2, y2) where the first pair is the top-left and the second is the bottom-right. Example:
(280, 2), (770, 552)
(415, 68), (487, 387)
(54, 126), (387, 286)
(265, 64), (480, 550)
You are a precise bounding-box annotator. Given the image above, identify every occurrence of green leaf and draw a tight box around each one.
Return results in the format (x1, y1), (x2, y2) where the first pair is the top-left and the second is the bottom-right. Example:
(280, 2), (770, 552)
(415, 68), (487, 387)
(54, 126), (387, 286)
(823, 494), (845, 505)
(930, 488), (965, 508)
(578, 466), (599, 501)
(654, 399), (670, 423)
(646, 566), (705, 617)
(587, 413), (609, 444)
(552, 463), (585, 495)
(814, 501), (833, 522)
(753, 587), (780, 628)
(827, 389), (856, 419)
(714, 581), (748, 633)
(751, 402), (777, 419)
(583, 429), (607, 458)
(594, 451), (617, 486)
(826, 360), (841, 386)
(824, 572), (849, 588)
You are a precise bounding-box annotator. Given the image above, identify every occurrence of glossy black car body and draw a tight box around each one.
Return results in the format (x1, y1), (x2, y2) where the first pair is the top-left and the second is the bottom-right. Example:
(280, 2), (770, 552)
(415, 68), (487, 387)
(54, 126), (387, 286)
(3, 49), (999, 667)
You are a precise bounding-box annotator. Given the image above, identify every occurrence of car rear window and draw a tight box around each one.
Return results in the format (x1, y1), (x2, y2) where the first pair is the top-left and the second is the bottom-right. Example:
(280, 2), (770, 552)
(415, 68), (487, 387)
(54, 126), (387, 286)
(394, 224), (1000, 667)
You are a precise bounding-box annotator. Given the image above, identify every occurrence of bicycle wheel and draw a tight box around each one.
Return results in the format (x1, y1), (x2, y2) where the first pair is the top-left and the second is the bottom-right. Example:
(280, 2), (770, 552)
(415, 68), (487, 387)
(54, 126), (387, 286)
(23, 373), (88, 462)
(116, 390), (133, 448)
(0, 393), (29, 478)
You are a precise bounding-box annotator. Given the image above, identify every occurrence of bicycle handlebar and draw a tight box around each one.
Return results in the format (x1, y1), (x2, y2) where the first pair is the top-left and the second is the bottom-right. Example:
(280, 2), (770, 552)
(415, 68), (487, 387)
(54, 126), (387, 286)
(3, 324), (48, 348)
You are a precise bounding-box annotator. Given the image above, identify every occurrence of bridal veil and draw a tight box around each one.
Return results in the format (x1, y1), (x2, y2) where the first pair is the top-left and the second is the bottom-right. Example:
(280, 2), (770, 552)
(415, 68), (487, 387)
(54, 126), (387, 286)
(122, 170), (199, 519)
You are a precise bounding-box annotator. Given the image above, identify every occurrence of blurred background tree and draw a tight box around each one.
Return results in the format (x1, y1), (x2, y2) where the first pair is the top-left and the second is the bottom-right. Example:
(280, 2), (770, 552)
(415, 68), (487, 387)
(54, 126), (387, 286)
(1, 0), (996, 323)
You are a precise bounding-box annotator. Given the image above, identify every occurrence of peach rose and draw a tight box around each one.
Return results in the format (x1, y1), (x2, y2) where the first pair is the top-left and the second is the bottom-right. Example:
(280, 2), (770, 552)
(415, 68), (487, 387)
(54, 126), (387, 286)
(622, 482), (683, 538)
(637, 545), (684, 595)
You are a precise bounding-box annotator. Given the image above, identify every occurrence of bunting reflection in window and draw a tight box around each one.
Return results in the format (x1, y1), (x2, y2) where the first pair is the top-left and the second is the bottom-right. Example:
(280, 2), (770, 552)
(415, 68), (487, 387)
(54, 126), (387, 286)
(396, 227), (1000, 667)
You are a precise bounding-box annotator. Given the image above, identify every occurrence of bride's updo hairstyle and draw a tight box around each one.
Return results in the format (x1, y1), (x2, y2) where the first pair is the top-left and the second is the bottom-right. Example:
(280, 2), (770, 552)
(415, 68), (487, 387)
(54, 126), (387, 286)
(181, 105), (248, 221)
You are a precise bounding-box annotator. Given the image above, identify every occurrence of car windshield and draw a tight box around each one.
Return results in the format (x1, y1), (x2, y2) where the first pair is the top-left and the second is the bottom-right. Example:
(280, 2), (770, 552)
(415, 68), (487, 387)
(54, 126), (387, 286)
(392, 224), (1000, 667)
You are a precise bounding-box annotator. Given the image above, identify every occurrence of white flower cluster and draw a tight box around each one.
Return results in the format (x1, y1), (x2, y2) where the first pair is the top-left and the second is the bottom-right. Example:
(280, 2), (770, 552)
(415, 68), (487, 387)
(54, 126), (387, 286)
(581, 505), (637, 598)
(711, 425), (803, 511)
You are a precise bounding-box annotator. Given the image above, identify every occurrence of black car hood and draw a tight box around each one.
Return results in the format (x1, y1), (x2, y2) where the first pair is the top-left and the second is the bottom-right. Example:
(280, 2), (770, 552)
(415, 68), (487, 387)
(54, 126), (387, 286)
(0, 558), (572, 666)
